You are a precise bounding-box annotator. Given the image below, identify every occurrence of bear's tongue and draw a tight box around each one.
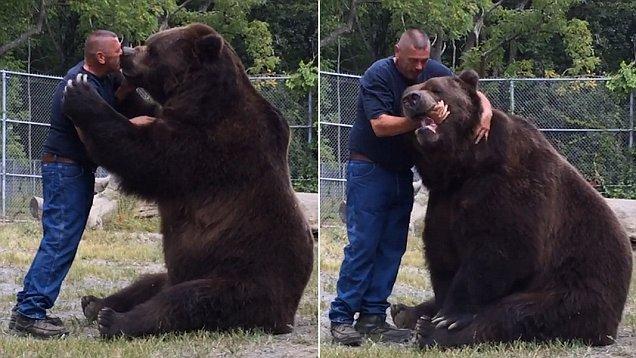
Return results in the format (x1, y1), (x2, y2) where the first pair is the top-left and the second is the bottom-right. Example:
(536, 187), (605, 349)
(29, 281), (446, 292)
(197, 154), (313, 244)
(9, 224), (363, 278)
(421, 117), (437, 133)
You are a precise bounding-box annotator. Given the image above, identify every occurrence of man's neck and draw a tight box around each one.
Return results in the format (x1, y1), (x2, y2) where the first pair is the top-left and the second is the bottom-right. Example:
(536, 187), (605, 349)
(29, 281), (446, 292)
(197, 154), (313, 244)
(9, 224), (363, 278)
(82, 62), (106, 78)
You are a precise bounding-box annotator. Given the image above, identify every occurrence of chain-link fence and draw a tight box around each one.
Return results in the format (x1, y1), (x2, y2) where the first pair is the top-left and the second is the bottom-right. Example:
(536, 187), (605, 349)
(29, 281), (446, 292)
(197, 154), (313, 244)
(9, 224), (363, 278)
(320, 71), (636, 226)
(0, 70), (314, 220)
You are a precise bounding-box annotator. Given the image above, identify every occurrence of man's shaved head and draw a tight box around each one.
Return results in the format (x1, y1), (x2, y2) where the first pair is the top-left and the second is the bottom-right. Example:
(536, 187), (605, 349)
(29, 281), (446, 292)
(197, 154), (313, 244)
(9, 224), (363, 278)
(397, 29), (430, 51)
(83, 30), (122, 76)
(84, 30), (119, 59)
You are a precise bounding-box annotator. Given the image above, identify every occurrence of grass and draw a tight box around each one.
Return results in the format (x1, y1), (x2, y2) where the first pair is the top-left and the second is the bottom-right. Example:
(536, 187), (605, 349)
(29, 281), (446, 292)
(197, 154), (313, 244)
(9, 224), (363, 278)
(319, 225), (636, 357)
(0, 329), (294, 357)
(0, 203), (318, 357)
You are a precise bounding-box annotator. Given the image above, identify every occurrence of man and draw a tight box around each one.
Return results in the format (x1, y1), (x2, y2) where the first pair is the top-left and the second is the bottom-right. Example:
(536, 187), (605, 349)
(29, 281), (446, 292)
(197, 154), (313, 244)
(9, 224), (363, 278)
(329, 29), (492, 346)
(9, 30), (154, 338)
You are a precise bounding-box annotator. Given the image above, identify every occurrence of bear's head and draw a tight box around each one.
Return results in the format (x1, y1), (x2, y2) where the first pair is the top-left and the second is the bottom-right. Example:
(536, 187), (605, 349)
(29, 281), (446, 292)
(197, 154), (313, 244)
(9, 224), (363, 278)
(120, 23), (244, 105)
(402, 70), (482, 148)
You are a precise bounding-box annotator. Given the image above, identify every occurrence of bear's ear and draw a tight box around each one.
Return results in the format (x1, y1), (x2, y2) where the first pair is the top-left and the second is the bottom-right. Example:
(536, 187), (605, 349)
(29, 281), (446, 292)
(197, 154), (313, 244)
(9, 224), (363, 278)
(194, 34), (224, 61)
(458, 70), (479, 89)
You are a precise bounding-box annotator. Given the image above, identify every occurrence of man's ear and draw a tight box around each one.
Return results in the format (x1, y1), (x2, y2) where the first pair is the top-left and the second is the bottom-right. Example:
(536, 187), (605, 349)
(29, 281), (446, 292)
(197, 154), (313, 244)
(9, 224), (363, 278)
(194, 34), (224, 62)
(96, 52), (106, 65)
(458, 69), (479, 90)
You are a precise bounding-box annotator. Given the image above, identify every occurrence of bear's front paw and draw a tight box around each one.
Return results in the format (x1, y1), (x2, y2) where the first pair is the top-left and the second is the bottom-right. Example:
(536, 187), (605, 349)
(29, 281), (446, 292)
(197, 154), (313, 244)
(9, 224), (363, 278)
(81, 295), (103, 322)
(97, 307), (126, 339)
(391, 303), (419, 329)
(61, 73), (103, 124)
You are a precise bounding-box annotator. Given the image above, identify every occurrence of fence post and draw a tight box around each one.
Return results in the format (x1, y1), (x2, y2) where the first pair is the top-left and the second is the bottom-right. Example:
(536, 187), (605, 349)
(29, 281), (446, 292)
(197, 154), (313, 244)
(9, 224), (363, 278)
(307, 91), (313, 143)
(509, 79), (515, 114)
(630, 91), (634, 149)
(1, 71), (6, 218)
(336, 75), (343, 198)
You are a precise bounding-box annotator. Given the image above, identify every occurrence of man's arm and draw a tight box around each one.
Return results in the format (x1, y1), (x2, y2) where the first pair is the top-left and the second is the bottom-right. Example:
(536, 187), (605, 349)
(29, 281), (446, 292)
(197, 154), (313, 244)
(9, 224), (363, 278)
(371, 100), (450, 137)
(370, 114), (420, 137)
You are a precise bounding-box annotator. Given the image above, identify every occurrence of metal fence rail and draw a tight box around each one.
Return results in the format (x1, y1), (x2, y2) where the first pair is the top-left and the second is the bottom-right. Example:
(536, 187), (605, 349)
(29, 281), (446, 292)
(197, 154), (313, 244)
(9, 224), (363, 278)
(319, 71), (636, 225)
(0, 70), (314, 220)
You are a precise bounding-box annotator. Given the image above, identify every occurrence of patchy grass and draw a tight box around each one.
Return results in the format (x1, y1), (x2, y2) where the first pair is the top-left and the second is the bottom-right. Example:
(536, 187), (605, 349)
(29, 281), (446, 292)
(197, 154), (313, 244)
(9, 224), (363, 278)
(102, 196), (160, 233)
(320, 225), (636, 357)
(0, 217), (317, 357)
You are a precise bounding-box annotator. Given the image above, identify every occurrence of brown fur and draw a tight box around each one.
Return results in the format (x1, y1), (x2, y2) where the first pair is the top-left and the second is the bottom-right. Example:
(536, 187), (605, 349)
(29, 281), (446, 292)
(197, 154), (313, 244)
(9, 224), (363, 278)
(391, 70), (632, 348)
(62, 23), (313, 338)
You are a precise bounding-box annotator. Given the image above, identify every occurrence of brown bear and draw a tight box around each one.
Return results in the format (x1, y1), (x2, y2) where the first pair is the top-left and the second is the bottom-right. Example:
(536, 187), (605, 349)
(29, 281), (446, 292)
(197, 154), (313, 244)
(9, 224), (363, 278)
(390, 70), (632, 348)
(61, 23), (314, 338)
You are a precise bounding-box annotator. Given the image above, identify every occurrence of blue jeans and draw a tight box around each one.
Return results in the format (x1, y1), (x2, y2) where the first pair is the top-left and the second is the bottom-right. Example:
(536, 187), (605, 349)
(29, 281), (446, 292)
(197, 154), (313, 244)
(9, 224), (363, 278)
(329, 160), (414, 324)
(15, 162), (94, 319)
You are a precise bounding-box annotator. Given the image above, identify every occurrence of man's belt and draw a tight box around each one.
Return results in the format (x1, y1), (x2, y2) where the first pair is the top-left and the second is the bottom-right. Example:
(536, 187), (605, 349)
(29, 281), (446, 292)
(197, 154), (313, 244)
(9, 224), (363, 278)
(41, 153), (76, 164)
(350, 152), (374, 163)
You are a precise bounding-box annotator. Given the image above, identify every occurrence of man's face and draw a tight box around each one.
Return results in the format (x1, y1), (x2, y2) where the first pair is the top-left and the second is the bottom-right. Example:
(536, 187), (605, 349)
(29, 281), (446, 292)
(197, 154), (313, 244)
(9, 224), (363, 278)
(394, 44), (430, 81)
(97, 37), (123, 73)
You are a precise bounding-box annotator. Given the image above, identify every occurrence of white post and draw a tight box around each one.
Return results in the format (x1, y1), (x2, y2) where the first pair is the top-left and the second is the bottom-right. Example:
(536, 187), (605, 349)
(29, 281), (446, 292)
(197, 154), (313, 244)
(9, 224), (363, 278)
(1, 71), (7, 218)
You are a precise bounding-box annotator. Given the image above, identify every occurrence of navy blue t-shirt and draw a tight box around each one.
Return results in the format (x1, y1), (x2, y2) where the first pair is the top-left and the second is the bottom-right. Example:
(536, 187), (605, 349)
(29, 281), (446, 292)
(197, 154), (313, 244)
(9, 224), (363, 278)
(348, 57), (452, 171)
(43, 61), (119, 166)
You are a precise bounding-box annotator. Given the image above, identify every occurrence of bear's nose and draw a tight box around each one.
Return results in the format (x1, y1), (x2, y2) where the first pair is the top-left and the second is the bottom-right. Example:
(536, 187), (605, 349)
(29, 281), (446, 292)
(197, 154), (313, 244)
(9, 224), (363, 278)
(122, 46), (135, 58)
(404, 92), (421, 108)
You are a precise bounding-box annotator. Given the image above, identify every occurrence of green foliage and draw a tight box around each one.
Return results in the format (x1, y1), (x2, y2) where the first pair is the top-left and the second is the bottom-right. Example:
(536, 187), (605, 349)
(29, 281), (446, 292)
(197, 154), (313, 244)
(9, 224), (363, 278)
(243, 20), (280, 74)
(561, 19), (600, 75)
(4, 127), (29, 165)
(290, 136), (318, 193)
(0, 0), (316, 77)
(322, 0), (628, 77)
(250, 0), (317, 73)
(503, 60), (535, 78)
(569, 0), (636, 73)
(67, 0), (164, 44)
(606, 61), (636, 96)
(286, 60), (318, 94)
(0, 55), (25, 72)
(381, 0), (482, 41)
(286, 60), (318, 193)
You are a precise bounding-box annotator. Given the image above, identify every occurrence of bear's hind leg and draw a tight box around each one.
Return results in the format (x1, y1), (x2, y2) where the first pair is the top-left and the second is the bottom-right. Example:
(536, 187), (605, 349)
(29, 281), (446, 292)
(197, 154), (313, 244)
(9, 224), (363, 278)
(82, 273), (168, 321)
(97, 277), (283, 338)
(416, 290), (619, 348)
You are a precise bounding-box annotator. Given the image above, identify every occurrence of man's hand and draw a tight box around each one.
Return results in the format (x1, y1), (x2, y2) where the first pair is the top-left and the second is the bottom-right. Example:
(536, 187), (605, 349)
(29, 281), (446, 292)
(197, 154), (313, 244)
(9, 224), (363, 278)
(474, 91), (492, 144)
(130, 115), (156, 127)
(427, 100), (450, 124)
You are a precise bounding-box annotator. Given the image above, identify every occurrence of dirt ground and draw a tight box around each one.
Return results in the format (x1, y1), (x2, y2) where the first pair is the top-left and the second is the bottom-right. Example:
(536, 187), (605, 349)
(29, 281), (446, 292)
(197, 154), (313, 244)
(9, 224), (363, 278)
(319, 225), (636, 358)
(0, 222), (318, 357)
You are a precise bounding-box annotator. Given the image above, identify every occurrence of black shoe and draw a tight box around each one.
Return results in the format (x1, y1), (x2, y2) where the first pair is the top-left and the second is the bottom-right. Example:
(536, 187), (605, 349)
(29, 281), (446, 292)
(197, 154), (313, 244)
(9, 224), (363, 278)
(354, 315), (412, 343)
(331, 323), (363, 346)
(9, 308), (63, 329)
(9, 312), (69, 339)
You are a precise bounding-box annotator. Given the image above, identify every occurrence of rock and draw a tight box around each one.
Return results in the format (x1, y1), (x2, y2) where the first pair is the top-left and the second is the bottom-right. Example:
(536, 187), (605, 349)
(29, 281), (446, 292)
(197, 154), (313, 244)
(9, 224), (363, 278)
(296, 192), (318, 238)
(31, 187), (319, 236)
(409, 196), (636, 249)
(606, 198), (636, 249)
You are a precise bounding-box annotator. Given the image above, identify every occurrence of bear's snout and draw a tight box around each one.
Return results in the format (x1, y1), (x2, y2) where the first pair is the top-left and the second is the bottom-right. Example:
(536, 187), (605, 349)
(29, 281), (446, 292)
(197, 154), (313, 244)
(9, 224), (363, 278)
(402, 90), (437, 120)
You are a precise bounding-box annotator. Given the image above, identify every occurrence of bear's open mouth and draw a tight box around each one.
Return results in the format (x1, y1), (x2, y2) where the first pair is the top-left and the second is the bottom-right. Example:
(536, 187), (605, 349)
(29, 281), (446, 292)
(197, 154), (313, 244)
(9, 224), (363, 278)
(415, 115), (437, 133)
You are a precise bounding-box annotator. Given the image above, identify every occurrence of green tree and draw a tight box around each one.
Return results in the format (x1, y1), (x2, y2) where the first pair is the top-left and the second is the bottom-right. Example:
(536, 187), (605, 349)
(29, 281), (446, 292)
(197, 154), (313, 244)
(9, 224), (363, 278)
(320, 0), (630, 77)
(0, 0), (317, 76)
